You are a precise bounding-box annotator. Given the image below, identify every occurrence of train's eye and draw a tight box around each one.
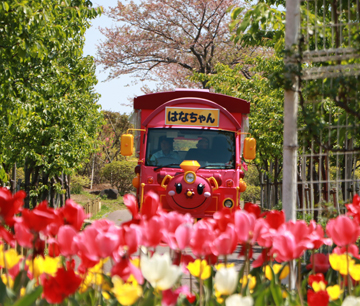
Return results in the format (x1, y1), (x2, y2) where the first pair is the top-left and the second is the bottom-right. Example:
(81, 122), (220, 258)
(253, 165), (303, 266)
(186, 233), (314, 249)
(197, 183), (204, 195)
(175, 183), (182, 194)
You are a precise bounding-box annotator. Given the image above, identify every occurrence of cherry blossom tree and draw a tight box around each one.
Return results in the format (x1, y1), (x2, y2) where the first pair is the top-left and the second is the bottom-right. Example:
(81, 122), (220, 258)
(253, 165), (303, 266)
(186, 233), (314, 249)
(97, 0), (255, 91)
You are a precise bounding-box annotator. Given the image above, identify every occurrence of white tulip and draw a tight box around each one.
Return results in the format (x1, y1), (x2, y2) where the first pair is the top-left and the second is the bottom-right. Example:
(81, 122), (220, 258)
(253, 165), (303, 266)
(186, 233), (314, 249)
(225, 294), (254, 306)
(214, 267), (238, 295)
(140, 252), (182, 290)
(342, 296), (360, 306)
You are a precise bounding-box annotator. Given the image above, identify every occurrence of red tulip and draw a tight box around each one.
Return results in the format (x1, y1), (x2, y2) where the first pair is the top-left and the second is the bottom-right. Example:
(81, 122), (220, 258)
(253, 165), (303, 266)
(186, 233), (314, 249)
(59, 199), (87, 231)
(140, 191), (160, 219)
(162, 286), (190, 306)
(263, 210), (285, 230)
(123, 194), (139, 219)
(307, 289), (329, 306)
(306, 253), (330, 274)
(308, 273), (328, 286)
(0, 188), (25, 226)
(41, 267), (82, 304)
(111, 257), (144, 284)
(21, 201), (62, 234)
(14, 222), (34, 248)
(244, 203), (261, 218)
(326, 215), (360, 247)
(346, 194), (360, 223)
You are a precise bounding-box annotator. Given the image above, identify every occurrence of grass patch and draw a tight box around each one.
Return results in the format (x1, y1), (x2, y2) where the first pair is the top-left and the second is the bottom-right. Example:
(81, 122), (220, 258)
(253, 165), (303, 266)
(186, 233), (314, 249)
(71, 190), (126, 220)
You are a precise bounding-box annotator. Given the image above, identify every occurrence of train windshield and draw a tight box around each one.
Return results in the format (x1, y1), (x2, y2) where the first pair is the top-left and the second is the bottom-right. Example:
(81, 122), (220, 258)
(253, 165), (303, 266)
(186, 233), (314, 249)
(145, 128), (235, 169)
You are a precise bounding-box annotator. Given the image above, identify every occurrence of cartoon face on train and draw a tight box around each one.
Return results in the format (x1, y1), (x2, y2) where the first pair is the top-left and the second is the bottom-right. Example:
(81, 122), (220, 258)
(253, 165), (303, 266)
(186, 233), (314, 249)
(162, 161), (218, 214)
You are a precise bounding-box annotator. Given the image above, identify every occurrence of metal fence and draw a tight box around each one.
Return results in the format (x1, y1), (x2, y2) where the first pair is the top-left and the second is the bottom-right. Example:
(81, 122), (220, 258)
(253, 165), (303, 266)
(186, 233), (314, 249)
(284, 0), (360, 220)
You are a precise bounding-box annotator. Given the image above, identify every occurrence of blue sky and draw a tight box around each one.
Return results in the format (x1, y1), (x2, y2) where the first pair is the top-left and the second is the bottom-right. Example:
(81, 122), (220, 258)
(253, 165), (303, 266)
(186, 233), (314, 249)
(83, 0), (145, 114)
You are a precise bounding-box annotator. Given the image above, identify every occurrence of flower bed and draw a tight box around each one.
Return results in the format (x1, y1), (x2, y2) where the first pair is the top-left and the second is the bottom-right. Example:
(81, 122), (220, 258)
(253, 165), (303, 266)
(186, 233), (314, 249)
(0, 187), (359, 306)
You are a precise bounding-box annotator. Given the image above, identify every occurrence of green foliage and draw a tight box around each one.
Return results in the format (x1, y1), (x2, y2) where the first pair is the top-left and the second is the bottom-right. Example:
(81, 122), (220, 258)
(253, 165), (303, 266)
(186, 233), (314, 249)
(70, 174), (90, 194)
(242, 184), (261, 203)
(0, 0), (103, 197)
(101, 160), (137, 195)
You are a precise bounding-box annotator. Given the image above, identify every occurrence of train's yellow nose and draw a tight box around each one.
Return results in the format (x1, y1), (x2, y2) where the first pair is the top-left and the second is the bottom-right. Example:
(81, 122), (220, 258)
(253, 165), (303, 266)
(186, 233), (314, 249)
(186, 190), (193, 197)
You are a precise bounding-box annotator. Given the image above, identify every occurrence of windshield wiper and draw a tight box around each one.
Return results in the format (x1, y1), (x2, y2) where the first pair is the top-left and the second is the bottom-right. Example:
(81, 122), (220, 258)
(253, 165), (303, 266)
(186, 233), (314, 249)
(200, 164), (233, 169)
(154, 163), (180, 171)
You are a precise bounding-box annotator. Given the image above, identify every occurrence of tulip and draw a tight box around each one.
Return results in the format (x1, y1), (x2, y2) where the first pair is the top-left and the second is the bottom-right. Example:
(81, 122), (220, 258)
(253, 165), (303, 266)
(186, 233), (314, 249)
(211, 223), (238, 256)
(265, 264), (289, 280)
(225, 294), (254, 306)
(271, 221), (314, 262)
(345, 194), (360, 223)
(308, 273), (327, 286)
(111, 275), (142, 306)
(27, 255), (60, 279)
(0, 188), (25, 227)
(57, 225), (77, 256)
(342, 296), (360, 306)
(326, 285), (342, 301)
(263, 210), (285, 230)
(240, 275), (256, 290)
(306, 253), (330, 274)
(307, 290), (329, 306)
(140, 252), (182, 290)
(189, 219), (216, 256)
(187, 259), (211, 280)
(60, 199), (87, 231)
(244, 202), (261, 218)
(162, 286), (190, 306)
(329, 253), (354, 275)
(214, 267), (238, 296)
(350, 264), (360, 281)
(326, 216), (360, 247)
(213, 208), (234, 232)
(234, 210), (256, 243)
(140, 191), (160, 219)
(139, 215), (165, 247)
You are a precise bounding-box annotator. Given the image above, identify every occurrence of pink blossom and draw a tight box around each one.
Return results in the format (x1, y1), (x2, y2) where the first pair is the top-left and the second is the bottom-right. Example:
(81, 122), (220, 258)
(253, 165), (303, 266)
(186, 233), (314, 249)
(211, 223), (237, 256)
(234, 210), (256, 243)
(189, 219), (216, 256)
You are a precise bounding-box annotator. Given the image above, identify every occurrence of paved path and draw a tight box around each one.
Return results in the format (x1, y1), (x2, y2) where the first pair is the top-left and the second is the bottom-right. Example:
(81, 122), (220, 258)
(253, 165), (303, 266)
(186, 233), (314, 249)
(104, 209), (132, 225)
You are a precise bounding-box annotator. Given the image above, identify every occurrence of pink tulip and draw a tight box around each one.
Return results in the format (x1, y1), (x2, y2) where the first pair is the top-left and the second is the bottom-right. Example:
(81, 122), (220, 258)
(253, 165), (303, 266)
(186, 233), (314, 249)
(326, 215), (360, 247)
(123, 194), (139, 219)
(139, 215), (164, 247)
(117, 224), (141, 255)
(213, 208), (235, 232)
(308, 220), (332, 249)
(271, 221), (314, 262)
(189, 219), (216, 256)
(14, 222), (34, 248)
(57, 225), (77, 256)
(263, 210), (285, 229)
(234, 210), (256, 243)
(333, 244), (360, 259)
(211, 223), (238, 256)
(174, 223), (192, 250)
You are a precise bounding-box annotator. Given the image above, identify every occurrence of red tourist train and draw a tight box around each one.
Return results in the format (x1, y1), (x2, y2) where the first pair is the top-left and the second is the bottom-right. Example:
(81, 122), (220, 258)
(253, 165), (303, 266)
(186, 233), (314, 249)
(121, 89), (256, 218)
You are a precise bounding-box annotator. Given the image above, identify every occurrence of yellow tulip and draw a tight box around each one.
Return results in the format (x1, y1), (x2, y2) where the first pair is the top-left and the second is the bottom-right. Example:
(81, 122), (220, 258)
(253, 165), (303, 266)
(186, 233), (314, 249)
(131, 258), (140, 268)
(240, 275), (256, 290)
(1, 274), (14, 288)
(27, 255), (60, 279)
(112, 275), (142, 306)
(187, 259), (211, 280)
(312, 281), (326, 292)
(326, 285), (342, 301)
(329, 254), (354, 275)
(265, 264), (289, 280)
(4, 249), (22, 269)
(350, 264), (360, 281)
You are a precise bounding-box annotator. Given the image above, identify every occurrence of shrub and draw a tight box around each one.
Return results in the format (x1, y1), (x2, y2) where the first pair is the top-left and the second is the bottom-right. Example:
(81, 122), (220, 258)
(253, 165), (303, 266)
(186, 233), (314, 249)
(241, 184), (261, 203)
(101, 160), (137, 195)
(70, 174), (90, 194)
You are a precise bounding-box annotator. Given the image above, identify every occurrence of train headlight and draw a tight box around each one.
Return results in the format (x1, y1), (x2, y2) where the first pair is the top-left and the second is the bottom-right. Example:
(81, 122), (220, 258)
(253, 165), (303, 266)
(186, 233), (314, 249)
(223, 199), (234, 208)
(184, 171), (196, 184)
